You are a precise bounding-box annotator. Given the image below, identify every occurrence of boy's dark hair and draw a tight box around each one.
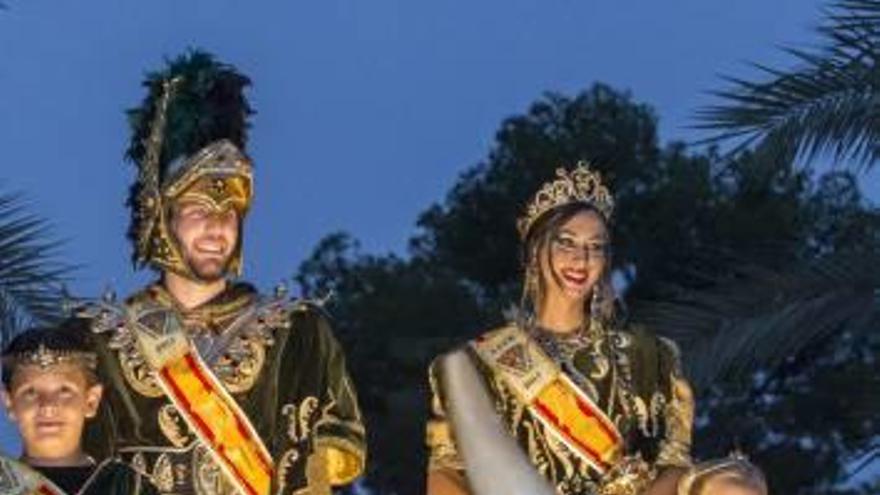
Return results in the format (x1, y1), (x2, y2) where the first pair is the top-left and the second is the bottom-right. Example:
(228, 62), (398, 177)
(1, 319), (98, 388)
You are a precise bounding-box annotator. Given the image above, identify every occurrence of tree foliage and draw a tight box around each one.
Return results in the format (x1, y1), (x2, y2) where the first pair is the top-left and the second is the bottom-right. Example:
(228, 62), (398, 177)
(296, 233), (486, 493)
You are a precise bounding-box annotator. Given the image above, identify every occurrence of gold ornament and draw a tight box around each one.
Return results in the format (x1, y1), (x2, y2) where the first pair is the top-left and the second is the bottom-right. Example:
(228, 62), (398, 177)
(143, 140), (253, 279)
(3, 344), (97, 371)
(132, 74), (253, 280)
(597, 454), (657, 495)
(517, 162), (614, 239)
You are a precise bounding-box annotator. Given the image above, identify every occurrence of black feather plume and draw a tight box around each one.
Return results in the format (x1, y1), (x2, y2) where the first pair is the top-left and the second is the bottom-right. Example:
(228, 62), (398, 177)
(124, 49), (254, 268)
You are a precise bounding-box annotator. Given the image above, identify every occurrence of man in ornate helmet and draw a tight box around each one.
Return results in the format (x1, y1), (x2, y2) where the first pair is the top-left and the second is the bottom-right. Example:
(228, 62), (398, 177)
(80, 50), (366, 495)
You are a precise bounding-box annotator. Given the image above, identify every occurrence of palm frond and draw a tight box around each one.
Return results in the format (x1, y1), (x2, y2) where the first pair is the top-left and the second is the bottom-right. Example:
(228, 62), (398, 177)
(0, 189), (74, 345)
(697, 0), (880, 171)
(829, 0), (880, 28)
(631, 252), (880, 394)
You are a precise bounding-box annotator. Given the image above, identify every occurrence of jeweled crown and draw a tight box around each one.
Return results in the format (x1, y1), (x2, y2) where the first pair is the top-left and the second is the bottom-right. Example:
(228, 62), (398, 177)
(2, 344), (97, 371)
(517, 162), (615, 239)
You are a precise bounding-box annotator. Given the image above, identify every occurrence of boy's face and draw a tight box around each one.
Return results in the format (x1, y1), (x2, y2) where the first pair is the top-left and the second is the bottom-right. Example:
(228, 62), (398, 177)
(1, 362), (102, 463)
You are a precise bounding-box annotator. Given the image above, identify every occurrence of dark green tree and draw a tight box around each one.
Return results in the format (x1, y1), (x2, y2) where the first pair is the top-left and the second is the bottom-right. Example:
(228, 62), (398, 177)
(413, 84), (664, 308)
(296, 233), (486, 494)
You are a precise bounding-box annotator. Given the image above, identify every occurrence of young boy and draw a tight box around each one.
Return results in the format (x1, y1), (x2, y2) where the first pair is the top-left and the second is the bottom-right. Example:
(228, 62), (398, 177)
(0, 322), (157, 494)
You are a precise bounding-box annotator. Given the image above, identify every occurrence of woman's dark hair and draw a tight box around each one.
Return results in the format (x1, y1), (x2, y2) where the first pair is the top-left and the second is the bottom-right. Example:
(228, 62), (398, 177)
(1, 319), (98, 388)
(521, 202), (614, 321)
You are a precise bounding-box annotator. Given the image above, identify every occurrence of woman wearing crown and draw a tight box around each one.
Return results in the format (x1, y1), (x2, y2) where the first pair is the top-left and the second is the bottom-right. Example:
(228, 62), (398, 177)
(425, 164), (695, 495)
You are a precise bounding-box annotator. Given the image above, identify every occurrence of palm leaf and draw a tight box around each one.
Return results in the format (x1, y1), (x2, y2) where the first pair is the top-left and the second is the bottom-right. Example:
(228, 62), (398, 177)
(0, 189), (74, 345)
(696, 0), (880, 171)
(631, 251), (880, 395)
(632, 251), (880, 470)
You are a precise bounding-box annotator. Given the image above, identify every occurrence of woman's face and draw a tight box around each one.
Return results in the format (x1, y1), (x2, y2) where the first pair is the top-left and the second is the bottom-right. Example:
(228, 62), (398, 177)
(537, 209), (609, 306)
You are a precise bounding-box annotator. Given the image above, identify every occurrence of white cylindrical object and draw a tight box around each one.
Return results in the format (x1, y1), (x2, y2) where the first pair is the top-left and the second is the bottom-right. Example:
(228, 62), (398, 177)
(441, 350), (557, 495)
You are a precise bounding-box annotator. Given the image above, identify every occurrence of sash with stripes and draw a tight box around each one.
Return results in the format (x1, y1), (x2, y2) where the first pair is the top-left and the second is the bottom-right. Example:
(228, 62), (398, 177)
(471, 326), (623, 475)
(0, 456), (67, 495)
(130, 306), (273, 495)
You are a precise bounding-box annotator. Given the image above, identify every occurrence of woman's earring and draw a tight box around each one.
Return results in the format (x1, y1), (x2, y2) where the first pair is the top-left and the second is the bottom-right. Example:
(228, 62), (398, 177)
(528, 262), (540, 301)
(520, 260), (539, 316)
(589, 284), (602, 330)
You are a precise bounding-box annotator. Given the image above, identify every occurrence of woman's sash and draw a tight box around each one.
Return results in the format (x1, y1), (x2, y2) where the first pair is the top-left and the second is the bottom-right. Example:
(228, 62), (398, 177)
(470, 325), (623, 475)
(0, 456), (66, 495)
(129, 306), (273, 495)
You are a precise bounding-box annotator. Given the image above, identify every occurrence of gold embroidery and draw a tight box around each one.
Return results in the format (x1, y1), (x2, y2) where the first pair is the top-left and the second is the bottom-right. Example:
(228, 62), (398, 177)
(545, 422), (577, 482)
(174, 461), (189, 488)
(192, 445), (237, 495)
(650, 392), (667, 437)
(303, 450), (331, 495)
(120, 352), (164, 397)
(283, 396), (320, 443)
(426, 420), (461, 471)
(631, 395), (650, 437)
(656, 376), (694, 468)
(130, 452), (148, 476)
(152, 453), (175, 492)
(208, 289), (297, 394)
(213, 337), (266, 394)
(432, 325), (695, 494)
(282, 392), (366, 488)
(86, 284), (306, 405)
(426, 362), (465, 472)
(314, 437), (365, 486)
(83, 297), (165, 398)
(275, 448), (300, 494)
(158, 403), (194, 448)
(597, 454), (657, 495)
(0, 456), (40, 494)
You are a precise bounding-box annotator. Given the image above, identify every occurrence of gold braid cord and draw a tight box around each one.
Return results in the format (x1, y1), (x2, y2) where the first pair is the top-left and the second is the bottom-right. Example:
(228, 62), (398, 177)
(135, 76), (183, 264)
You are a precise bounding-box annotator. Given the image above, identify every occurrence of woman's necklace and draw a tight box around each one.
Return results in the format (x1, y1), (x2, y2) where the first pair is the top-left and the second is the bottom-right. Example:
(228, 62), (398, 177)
(528, 323), (593, 361)
(527, 318), (638, 440)
(528, 320), (609, 399)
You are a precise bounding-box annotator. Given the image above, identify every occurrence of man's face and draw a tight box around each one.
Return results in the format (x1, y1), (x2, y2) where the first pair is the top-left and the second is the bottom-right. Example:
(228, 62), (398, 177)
(1, 363), (102, 462)
(171, 201), (240, 281)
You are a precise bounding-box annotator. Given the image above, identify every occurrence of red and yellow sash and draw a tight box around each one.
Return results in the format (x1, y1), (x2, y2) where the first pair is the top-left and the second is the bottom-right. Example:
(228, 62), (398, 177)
(471, 326), (623, 474)
(131, 308), (273, 495)
(0, 456), (67, 495)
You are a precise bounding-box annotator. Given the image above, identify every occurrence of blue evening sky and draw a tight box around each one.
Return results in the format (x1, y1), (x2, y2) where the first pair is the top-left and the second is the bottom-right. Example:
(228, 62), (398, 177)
(2, 0), (877, 458)
(7, 0), (871, 297)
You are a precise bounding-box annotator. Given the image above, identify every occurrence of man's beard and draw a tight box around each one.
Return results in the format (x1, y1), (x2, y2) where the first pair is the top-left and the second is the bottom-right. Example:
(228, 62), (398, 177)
(182, 250), (233, 282)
